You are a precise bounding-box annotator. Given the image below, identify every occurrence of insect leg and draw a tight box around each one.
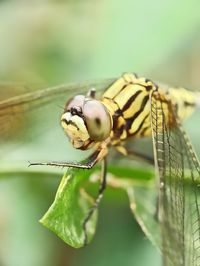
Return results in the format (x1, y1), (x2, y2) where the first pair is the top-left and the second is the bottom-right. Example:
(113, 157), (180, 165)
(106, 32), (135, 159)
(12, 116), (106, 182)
(126, 149), (154, 165)
(116, 146), (154, 165)
(29, 148), (107, 169)
(82, 157), (107, 246)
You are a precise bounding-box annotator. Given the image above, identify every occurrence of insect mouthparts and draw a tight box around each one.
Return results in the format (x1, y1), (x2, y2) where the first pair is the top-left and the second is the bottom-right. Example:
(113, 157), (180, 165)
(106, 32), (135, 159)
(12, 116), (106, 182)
(70, 106), (82, 116)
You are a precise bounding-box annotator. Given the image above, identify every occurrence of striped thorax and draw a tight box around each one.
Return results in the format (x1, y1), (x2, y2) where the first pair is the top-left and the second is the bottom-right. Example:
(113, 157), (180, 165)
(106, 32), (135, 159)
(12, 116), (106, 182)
(61, 73), (199, 151)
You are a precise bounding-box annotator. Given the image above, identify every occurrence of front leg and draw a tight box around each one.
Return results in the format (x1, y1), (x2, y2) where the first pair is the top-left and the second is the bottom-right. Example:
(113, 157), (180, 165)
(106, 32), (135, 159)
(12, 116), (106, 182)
(29, 145), (108, 246)
(29, 147), (108, 169)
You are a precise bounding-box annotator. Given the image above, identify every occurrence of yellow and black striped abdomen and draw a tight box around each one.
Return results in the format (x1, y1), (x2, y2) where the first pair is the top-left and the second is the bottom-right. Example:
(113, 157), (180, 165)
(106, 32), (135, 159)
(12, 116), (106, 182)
(101, 73), (198, 144)
(168, 87), (198, 121)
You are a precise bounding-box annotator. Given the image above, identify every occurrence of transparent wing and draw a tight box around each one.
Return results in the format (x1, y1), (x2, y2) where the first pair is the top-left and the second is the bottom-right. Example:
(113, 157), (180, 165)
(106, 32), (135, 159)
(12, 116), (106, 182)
(150, 89), (200, 266)
(0, 78), (115, 158)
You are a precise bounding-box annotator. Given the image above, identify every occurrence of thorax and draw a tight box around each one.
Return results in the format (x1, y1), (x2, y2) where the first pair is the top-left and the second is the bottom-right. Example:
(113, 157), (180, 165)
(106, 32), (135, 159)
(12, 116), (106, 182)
(101, 74), (154, 145)
(101, 73), (197, 146)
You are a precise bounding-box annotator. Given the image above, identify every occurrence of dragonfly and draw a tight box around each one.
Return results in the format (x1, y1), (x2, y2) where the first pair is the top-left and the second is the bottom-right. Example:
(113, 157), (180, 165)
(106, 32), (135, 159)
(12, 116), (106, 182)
(0, 73), (200, 266)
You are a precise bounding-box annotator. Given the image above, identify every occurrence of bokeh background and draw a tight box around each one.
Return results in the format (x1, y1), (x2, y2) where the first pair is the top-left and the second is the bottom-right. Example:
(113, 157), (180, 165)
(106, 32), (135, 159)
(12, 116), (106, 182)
(0, 1), (200, 266)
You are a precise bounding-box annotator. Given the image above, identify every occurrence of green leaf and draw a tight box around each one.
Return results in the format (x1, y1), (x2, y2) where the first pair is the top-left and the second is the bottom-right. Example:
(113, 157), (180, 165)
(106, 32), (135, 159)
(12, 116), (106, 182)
(0, 163), (159, 249)
(40, 168), (98, 248)
(127, 186), (160, 250)
(101, 166), (161, 250)
(5, 163), (156, 249)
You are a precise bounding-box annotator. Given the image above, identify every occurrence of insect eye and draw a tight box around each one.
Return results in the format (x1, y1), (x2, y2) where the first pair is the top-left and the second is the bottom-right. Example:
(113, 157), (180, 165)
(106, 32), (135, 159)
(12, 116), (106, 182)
(65, 95), (85, 111)
(83, 100), (112, 141)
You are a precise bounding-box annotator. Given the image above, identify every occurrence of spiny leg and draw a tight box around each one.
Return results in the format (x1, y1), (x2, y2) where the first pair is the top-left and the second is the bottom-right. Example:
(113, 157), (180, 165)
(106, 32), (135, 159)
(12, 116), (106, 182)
(28, 149), (101, 169)
(82, 157), (107, 246)
(29, 161), (94, 169)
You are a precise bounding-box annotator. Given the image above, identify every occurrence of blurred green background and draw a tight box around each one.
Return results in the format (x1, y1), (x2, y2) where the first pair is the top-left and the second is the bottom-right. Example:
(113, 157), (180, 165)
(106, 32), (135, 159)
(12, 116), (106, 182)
(0, 1), (200, 266)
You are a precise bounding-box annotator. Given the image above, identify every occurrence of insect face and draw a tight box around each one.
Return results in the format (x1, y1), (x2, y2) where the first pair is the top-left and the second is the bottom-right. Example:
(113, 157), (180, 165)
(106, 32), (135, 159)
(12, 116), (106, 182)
(61, 94), (112, 149)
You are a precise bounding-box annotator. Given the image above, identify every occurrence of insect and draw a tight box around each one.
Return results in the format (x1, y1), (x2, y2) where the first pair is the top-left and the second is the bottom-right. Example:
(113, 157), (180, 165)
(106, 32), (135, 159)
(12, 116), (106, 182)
(1, 73), (200, 265)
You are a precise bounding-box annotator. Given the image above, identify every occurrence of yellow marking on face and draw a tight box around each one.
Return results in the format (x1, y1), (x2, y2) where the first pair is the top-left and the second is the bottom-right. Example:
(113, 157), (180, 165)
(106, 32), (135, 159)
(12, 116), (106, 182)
(61, 112), (90, 143)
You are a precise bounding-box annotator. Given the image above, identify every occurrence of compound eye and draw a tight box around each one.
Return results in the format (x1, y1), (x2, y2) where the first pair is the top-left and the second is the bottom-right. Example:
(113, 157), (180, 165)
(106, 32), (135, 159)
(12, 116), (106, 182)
(65, 95), (85, 111)
(83, 100), (112, 141)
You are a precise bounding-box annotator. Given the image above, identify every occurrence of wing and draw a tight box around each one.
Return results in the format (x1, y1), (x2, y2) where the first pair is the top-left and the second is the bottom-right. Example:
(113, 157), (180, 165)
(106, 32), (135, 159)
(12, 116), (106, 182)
(150, 88), (200, 266)
(0, 78), (114, 157)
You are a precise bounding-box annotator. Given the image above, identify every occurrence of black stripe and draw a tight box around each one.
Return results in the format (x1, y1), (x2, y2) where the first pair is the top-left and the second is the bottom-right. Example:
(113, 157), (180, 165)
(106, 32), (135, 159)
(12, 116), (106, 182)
(112, 84), (128, 99)
(145, 85), (153, 91)
(125, 95), (149, 131)
(61, 119), (79, 131)
(122, 90), (142, 111)
(112, 110), (122, 129)
(112, 124), (124, 139)
(129, 114), (149, 136)
(135, 82), (154, 92)
(183, 101), (195, 107)
(144, 78), (152, 83)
